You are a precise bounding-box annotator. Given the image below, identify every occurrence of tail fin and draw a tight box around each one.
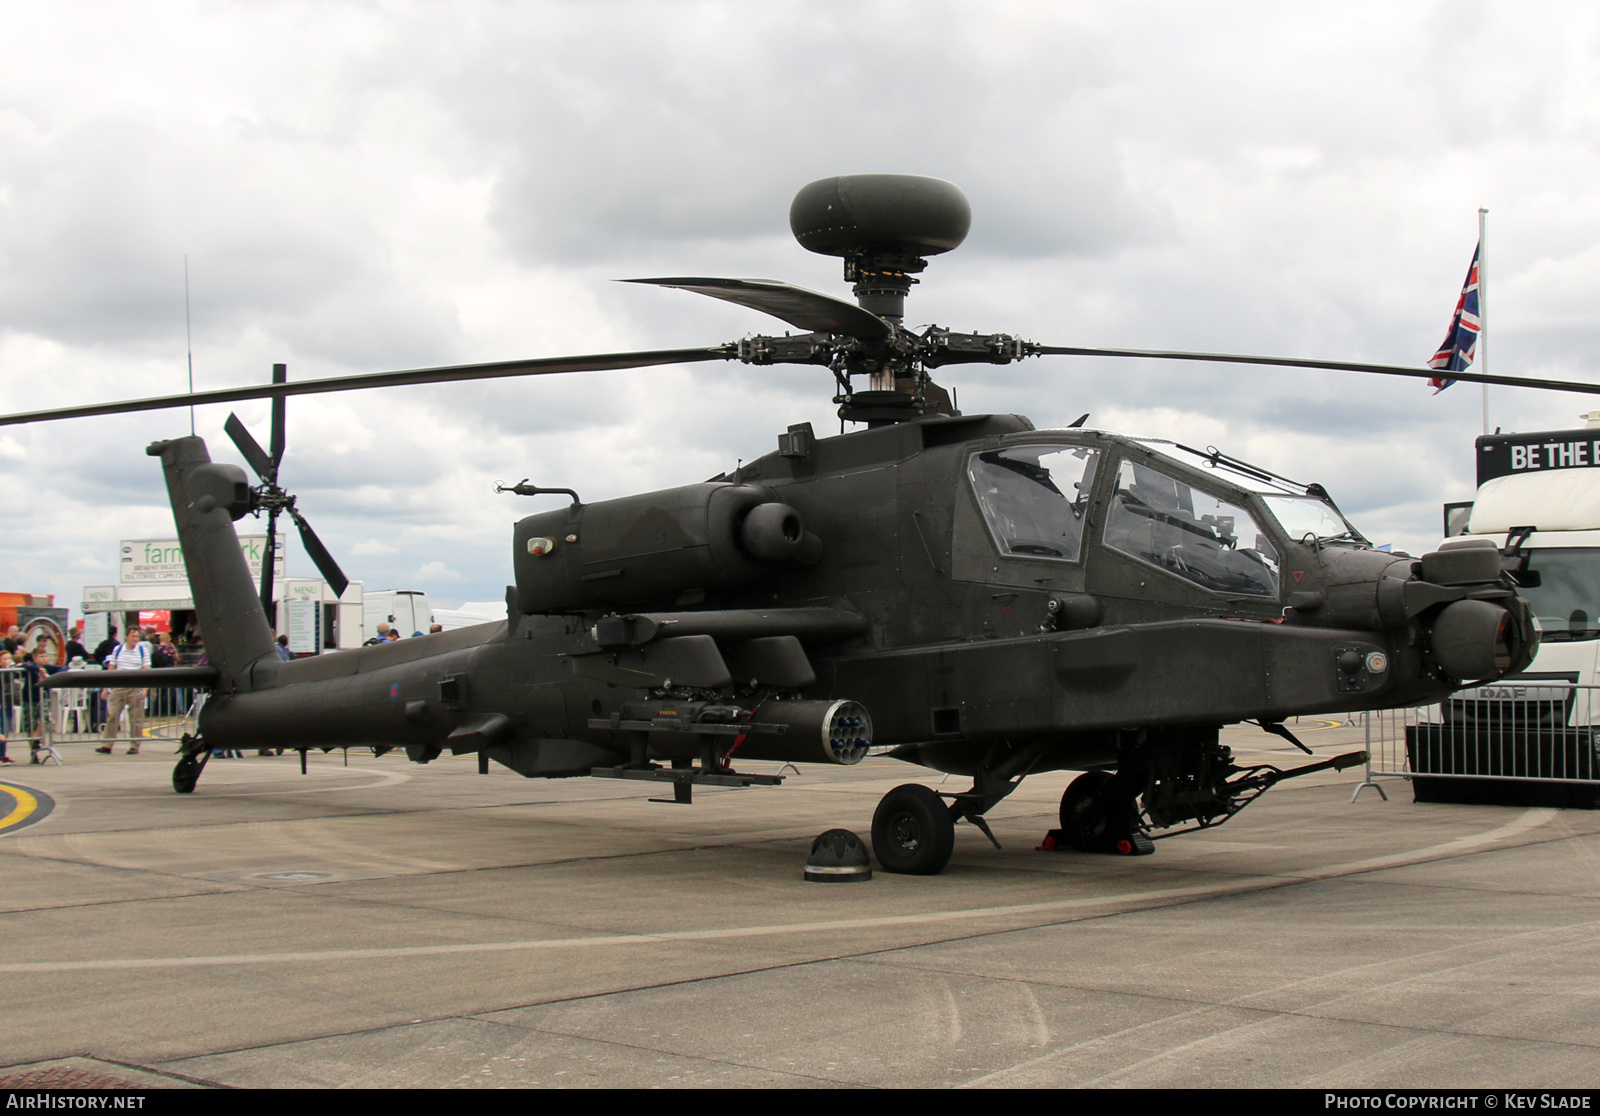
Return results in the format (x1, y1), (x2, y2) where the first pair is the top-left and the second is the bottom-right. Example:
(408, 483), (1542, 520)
(148, 436), (277, 692)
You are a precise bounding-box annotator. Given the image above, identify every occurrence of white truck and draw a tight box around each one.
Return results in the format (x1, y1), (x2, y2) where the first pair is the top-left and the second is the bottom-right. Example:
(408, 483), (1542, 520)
(1449, 421), (1600, 673)
(362, 589), (434, 641)
(1424, 420), (1600, 803)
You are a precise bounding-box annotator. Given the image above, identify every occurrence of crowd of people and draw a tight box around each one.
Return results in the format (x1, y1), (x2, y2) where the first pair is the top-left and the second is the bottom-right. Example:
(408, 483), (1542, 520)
(362, 622), (444, 645)
(0, 623), (203, 765)
(1, 616), (452, 764)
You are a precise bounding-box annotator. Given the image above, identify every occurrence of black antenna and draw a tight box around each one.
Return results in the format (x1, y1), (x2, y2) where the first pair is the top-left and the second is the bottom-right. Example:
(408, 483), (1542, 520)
(184, 255), (195, 436)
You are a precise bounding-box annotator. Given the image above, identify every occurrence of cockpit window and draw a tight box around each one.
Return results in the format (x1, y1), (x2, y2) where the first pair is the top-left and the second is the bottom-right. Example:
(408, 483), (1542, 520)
(1261, 494), (1362, 545)
(968, 446), (1100, 562)
(1104, 460), (1280, 597)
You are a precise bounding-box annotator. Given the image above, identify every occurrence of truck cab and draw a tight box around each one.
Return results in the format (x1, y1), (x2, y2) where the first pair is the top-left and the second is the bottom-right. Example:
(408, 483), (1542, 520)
(1449, 423), (1600, 671)
(1434, 421), (1600, 786)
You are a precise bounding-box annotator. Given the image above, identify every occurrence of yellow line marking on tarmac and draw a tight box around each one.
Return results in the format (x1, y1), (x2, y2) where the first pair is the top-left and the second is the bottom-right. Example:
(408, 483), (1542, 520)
(0, 807), (1556, 974)
(200, 767), (412, 797)
(1222, 717), (1346, 736)
(0, 783), (40, 833)
(88, 766), (411, 800)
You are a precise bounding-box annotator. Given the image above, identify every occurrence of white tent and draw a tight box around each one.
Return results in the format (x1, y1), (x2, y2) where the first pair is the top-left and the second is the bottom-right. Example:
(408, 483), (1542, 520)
(432, 601), (505, 631)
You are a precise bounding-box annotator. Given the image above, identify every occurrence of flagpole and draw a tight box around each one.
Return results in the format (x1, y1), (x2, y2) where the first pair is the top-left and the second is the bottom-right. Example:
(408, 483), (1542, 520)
(1479, 207), (1489, 435)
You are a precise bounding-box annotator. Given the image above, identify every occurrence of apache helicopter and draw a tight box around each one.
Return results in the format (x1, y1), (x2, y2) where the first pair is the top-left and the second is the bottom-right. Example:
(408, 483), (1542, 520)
(15, 173), (1586, 875)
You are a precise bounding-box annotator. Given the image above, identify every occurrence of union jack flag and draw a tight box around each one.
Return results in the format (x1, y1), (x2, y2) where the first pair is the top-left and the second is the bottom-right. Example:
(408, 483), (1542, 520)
(1427, 244), (1481, 393)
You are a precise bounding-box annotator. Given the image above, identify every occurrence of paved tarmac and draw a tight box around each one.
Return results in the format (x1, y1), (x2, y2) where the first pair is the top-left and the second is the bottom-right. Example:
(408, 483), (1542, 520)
(1, 719), (1597, 1089)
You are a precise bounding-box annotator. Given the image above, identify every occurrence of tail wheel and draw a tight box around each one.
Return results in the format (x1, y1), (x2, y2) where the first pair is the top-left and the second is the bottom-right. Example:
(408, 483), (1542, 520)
(172, 750), (209, 794)
(172, 734), (210, 794)
(872, 784), (956, 875)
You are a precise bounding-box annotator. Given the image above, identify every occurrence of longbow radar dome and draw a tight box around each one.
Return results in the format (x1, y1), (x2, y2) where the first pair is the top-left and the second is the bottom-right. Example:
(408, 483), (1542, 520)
(789, 174), (971, 261)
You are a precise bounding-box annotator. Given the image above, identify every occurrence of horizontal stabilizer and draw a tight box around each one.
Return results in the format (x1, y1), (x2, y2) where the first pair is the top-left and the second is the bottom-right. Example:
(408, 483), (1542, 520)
(44, 667), (221, 690)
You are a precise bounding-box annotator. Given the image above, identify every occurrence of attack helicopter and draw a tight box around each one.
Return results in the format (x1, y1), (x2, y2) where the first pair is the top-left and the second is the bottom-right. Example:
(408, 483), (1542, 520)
(14, 173), (1587, 875)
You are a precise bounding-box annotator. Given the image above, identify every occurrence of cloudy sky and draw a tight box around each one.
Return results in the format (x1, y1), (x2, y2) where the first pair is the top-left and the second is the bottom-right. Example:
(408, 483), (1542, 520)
(3, 1), (1598, 618)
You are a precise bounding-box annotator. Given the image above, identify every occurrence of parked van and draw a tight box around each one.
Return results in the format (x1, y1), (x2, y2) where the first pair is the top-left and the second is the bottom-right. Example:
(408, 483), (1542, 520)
(362, 590), (434, 640)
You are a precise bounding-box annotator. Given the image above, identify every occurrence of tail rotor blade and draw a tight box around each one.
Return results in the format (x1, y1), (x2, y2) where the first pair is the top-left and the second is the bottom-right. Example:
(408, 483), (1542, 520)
(224, 413), (274, 481)
(288, 506), (349, 599)
(269, 364), (287, 469)
(259, 508), (280, 623)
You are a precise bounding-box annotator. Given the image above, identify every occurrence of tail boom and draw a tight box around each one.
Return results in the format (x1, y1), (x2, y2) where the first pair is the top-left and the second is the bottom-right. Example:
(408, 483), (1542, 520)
(147, 436), (278, 693)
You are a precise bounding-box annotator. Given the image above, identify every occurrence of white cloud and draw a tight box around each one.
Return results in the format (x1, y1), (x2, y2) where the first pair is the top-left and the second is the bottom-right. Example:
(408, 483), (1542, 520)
(3, 1), (1600, 609)
(413, 561), (465, 584)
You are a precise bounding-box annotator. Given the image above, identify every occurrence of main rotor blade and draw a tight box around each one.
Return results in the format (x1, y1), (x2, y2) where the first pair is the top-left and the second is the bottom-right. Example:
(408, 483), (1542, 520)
(623, 277), (894, 344)
(287, 506), (349, 600)
(223, 413), (274, 481)
(1029, 344), (1600, 396)
(0, 346), (736, 428)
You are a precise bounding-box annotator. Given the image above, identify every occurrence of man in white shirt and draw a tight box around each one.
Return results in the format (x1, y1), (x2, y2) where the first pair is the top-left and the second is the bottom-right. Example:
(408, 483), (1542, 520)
(96, 628), (151, 755)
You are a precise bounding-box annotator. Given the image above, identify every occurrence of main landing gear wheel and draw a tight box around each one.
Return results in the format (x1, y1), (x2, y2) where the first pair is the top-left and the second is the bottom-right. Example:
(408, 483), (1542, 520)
(1060, 770), (1153, 855)
(872, 783), (956, 875)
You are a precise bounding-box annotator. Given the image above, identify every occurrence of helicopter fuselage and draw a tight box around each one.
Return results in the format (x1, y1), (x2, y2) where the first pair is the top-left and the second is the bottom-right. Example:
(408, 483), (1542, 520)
(186, 411), (1532, 791)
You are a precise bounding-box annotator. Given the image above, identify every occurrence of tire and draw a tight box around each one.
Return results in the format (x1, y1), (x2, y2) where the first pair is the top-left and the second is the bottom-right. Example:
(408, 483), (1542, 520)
(172, 748), (209, 794)
(872, 784), (956, 875)
(1060, 769), (1114, 851)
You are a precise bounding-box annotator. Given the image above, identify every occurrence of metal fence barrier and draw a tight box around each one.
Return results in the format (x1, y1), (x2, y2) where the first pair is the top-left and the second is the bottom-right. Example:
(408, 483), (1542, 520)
(1, 666), (21, 738)
(33, 670), (202, 760)
(2, 666), (60, 764)
(1360, 681), (1600, 806)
